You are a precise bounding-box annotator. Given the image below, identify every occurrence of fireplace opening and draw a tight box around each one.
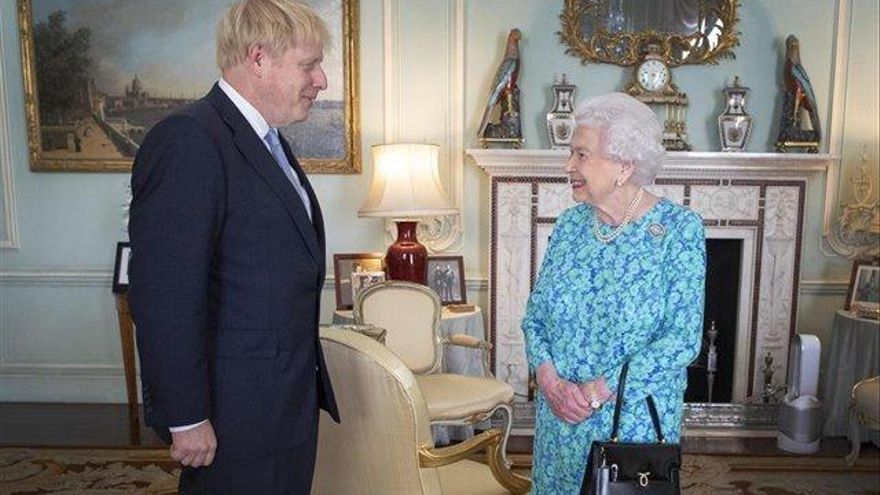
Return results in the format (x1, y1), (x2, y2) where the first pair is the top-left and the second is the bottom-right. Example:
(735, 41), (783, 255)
(686, 239), (743, 403)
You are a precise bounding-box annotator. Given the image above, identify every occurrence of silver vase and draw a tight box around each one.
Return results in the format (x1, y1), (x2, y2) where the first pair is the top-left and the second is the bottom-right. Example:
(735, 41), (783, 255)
(546, 74), (577, 150)
(718, 76), (753, 152)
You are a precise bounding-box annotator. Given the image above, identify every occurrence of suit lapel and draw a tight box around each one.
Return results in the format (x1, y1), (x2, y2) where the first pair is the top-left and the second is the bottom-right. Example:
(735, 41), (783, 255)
(280, 137), (326, 280)
(207, 84), (321, 265)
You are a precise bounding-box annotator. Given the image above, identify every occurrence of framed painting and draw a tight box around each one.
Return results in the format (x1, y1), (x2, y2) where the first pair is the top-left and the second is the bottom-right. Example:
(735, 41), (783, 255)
(332, 252), (385, 310)
(426, 255), (466, 305)
(17, 0), (360, 174)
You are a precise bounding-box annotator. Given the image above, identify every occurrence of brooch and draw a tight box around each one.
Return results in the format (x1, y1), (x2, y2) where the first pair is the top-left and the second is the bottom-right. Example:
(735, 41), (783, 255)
(648, 223), (666, 238)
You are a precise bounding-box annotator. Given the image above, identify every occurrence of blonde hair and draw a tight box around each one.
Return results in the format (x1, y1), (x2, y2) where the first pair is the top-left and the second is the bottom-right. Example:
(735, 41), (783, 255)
(216, 0), (331, 72)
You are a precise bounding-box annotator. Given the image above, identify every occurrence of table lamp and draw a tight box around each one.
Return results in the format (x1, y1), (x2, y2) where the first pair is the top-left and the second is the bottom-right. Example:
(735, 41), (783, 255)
(358, 143), (457, 283)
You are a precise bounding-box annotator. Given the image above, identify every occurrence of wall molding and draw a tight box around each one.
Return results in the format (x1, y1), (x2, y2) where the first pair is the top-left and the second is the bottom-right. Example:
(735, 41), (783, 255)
(0, 375), (130, 403)
(821, 0), (879, 258)
(381, 0), (465, 252)
(799, 279), (849, 296)
(0, 269), (111, 286)
(0, 10), (21, 250)
(382, 0), (401, 142)
(0, 269), (833, 296)
(0, 269), (490, 291)
(820, 0), (849, 257)
(0, 363), (123, 376)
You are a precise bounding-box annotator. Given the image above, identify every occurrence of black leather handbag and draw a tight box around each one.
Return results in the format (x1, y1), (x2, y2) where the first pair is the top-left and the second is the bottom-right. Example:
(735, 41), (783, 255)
(580, 362), (681, 495)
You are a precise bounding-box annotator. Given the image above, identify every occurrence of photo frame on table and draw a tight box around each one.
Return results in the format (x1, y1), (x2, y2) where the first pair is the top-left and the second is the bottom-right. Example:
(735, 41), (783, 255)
(426, 256), (466, 305)
(17, 0), (360, 174)
(112, 241), (131, 294)
(333, 253), (385, 310)
(845, 258), (880, 311)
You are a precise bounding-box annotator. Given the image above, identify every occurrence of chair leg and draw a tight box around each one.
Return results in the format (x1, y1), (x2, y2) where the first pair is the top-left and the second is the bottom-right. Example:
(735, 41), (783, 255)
(420, 428), (531, 495)
(483, 428), (531, 495)
(845, 408), (862, 466)
(495, 403), (514, 469)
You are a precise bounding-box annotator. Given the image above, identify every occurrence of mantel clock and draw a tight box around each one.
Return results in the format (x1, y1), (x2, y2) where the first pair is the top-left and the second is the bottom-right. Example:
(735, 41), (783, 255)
(625, 45), (691, 151)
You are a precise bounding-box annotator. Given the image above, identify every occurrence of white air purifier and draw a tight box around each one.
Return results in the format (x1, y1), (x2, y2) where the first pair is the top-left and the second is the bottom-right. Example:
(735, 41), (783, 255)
(777, 334), (823, 454)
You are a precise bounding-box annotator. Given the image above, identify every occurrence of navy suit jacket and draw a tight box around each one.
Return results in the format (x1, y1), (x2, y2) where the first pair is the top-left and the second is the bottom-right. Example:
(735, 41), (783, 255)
(129, 84), (339, 459)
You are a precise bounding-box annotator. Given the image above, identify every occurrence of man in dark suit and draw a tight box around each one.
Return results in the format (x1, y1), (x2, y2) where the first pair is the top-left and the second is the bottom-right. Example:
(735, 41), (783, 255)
(128, 1), (338, 493)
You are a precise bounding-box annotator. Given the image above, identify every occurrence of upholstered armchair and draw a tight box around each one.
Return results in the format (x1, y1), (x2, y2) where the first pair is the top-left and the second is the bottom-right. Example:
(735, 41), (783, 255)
(313, 327), (530, 494)
(846, 376), (880, 465)
(353, 281), (516, 466)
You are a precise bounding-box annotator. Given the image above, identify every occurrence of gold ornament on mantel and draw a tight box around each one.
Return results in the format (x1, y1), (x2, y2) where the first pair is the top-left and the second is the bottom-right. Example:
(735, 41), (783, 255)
(557, 0), (741, 68)
(625, 44), (691, 151)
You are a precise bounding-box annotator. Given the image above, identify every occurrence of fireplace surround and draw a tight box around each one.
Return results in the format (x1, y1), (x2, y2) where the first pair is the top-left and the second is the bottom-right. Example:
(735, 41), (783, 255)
(469, 149), (834, 430)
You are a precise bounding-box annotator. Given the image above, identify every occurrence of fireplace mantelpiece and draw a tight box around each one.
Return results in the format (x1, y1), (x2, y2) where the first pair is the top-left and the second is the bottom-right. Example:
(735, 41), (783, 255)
(469, 149), (834, 429)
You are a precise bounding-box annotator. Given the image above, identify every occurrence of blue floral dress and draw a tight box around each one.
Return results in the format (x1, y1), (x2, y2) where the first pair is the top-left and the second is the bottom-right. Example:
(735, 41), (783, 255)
(522, 198), (706, 494)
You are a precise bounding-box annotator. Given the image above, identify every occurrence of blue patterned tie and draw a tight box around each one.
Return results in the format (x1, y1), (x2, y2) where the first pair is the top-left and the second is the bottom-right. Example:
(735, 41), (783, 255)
(265, 129), (312, 220)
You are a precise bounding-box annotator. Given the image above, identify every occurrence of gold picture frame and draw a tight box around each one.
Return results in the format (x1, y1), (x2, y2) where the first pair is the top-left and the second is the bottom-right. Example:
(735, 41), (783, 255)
(17, 0), (360, 174)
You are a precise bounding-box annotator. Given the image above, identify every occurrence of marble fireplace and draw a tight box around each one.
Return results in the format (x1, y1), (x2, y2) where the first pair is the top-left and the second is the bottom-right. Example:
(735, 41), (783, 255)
(469, 149), (833, 429)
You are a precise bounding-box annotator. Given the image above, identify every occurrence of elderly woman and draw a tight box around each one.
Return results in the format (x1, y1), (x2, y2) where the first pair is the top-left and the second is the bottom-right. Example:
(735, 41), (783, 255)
(522, 92), (706, 494)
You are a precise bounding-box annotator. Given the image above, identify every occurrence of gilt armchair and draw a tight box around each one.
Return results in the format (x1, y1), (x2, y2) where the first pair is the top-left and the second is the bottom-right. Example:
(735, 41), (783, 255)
(353, 281), (516, 467)
(845, 375), (880, 465)
(313, 327), (530, 494)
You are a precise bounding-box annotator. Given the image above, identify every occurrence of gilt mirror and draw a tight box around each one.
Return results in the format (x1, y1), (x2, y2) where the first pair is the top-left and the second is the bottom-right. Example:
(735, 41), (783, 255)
(559, 0), (740, 66)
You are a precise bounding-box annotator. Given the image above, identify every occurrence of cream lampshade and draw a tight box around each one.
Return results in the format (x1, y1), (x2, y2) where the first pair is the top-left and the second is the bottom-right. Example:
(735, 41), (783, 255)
(358, 143), (457, 283)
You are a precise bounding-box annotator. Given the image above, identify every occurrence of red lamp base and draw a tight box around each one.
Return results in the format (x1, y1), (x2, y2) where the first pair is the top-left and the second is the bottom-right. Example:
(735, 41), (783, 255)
(385, 220), (427, 284)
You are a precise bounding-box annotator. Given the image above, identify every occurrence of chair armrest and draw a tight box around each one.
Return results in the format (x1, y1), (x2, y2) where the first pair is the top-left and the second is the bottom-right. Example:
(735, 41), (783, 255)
(442, 334), (494, 378)
(418, 428), (531, 495)
(446, 333), (492, 350)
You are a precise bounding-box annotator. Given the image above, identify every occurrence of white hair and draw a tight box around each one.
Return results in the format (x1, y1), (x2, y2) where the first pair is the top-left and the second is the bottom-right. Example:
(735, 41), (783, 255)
(574, 92), (665, 186)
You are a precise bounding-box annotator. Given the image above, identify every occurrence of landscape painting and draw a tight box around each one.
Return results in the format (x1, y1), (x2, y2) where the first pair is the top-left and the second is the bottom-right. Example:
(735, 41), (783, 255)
(18, 0), (359, 173)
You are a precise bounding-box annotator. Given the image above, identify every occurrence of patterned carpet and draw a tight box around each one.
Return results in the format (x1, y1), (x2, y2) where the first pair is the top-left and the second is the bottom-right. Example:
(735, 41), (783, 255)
(680, 454), (879, 495)
(0, 448), (178, 495)
(1, 447), (878, 494)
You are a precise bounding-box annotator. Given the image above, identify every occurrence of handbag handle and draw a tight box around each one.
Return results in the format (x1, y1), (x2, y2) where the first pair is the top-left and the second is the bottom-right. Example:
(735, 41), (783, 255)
(609, 362), (629, 442)
(646, 395), (665, 444)
(609, 362), (665, 444)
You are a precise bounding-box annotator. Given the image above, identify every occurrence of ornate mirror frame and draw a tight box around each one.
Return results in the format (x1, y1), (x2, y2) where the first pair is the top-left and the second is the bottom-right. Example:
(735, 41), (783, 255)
(558, 0), (741, 67)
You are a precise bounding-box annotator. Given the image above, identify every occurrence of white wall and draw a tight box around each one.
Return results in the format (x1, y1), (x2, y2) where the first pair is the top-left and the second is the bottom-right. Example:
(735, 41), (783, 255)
(0, 0), (876, 402)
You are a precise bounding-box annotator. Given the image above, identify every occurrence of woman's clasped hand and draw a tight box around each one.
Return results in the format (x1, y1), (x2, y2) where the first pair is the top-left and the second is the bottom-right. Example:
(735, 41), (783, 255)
(536, 362), (614, 424)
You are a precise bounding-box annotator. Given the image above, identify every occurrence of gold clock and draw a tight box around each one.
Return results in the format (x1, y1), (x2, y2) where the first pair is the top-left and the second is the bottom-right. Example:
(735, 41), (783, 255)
(636, 55), (671, 94)
(624, 46), (692, 151)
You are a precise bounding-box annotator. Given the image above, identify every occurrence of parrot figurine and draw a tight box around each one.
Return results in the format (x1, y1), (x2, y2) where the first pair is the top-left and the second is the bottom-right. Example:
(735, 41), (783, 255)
(478, 29), (522, 145)
(784, 35), (821, 136)
(776, 35), (821, 152)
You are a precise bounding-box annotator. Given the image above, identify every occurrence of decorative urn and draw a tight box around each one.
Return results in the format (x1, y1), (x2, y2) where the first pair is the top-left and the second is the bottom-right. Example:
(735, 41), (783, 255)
(718, 76), (753, 152)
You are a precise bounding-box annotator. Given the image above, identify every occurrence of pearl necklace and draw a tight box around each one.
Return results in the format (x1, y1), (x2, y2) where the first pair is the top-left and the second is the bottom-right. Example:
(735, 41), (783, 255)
(592, 187), (645, 244)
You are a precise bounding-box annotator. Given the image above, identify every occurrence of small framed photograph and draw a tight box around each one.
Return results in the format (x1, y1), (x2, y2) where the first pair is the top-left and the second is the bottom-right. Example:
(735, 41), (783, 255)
(426, 256), (466, 305)
(351, 270), (385, 304)
(846, 258), (880, 311)
(333, 253), (385, 310)
(112, 242), (131, 294)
